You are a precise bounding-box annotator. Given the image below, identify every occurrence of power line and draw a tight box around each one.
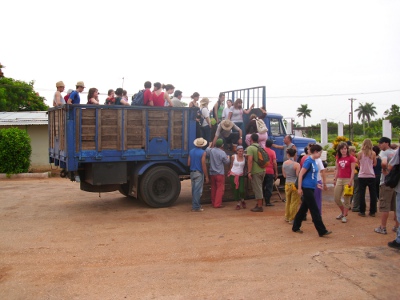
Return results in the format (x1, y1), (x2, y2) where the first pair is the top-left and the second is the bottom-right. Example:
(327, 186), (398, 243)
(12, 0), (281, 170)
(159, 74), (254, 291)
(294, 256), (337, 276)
(265, 89), (400, 99)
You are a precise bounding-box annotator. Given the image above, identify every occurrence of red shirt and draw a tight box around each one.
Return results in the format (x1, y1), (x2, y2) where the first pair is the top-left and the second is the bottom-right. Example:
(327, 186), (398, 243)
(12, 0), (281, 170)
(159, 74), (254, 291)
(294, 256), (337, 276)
(144, 89), (152, 106)
(336, 155), (357, 178)
(151, 91), (165, 107)
(300, 155), (309, 167)
(64, 94), (70, 102)
(264, 147), (276, 175)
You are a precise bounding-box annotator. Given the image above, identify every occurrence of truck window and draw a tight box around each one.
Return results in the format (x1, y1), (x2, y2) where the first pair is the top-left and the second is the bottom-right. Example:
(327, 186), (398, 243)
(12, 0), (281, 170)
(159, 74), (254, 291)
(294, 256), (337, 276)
(270, 118), (285, 136)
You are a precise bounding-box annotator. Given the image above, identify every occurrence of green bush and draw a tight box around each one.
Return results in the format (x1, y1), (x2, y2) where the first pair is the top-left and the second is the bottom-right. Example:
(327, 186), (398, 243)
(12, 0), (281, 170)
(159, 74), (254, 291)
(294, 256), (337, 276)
(0, 127), (32, 174)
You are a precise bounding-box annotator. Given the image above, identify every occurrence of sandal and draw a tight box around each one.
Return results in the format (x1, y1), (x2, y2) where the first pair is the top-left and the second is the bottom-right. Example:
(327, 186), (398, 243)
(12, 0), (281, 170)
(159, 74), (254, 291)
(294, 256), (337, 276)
(241, 200), (246, 209)
(393, 226), (399, 232)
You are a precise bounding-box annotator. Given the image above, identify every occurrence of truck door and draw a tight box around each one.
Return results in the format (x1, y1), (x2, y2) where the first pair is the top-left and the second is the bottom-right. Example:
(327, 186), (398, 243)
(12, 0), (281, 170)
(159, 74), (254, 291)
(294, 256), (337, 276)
(269, 117), (286, 162)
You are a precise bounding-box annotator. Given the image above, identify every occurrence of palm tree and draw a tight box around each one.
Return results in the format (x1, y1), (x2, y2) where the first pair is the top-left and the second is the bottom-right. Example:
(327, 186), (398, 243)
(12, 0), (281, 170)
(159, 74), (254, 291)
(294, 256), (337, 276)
(296, 104), (312, 127)
(355, 102), (377, 135)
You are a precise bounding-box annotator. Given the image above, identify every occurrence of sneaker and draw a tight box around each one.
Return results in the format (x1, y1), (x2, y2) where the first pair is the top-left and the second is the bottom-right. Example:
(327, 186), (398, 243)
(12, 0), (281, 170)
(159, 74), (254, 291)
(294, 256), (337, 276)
(241, 200), (246, 209)
(341, 216), (347, 223)
(191, 208), (204, 212)
(392, 226), (399, 233)
(293, 229), (303, 234)
(369, 213), (376, 217)
(235, 204), (241, 210)
(336, 213), (344, 220)
(358, 212), (366, 217)
(374, 226), (387, 234)
(388, 240), (400, 249)
(319, 230), (332, 237)
(288, 220), (294, 224)
(251, 206), (263, 212)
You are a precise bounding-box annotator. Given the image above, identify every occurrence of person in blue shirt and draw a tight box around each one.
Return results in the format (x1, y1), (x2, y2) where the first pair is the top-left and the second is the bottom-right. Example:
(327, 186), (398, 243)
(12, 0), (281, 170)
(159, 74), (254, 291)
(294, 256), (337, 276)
(292, 144), (332, 237)
(67, 81), (85, 104)
(188, 138), (209, 212)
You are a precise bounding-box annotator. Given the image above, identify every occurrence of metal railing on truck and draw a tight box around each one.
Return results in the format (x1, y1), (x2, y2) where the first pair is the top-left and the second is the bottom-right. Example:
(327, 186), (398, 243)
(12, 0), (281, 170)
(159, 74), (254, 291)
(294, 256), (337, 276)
(48, 105), (197, 172)
(222, 86), (266, 109)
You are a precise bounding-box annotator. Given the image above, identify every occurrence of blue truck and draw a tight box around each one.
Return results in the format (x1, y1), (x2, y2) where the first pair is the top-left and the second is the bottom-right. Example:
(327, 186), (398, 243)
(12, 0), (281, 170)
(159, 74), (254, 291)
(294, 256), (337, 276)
(48, 86), (315, 207)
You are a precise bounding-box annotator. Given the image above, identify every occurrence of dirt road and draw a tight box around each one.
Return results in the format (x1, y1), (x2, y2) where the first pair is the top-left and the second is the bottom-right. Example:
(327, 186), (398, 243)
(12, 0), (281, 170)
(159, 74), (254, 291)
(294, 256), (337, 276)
(1, 175), (399, 299)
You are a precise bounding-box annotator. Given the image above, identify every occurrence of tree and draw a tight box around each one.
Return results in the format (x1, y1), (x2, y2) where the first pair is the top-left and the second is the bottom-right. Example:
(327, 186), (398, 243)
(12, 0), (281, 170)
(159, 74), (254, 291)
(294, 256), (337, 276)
(296, 104), (312, 127)
(354, 102), (377, 135)
(0, 77), (48, 111)
(384, 104), (400, 128)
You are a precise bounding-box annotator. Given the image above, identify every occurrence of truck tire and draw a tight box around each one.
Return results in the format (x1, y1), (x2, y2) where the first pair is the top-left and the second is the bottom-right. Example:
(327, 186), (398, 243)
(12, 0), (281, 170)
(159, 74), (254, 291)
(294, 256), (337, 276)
(140, 166), (181, 208)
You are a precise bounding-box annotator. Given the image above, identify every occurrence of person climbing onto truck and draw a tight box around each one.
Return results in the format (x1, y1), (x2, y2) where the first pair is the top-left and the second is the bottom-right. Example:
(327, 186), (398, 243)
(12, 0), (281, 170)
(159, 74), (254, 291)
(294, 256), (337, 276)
(211, 119), (242, 150)
(228, 98), (254, 135)
(188, 138), (209, 212)
(245, 107), (267, 148)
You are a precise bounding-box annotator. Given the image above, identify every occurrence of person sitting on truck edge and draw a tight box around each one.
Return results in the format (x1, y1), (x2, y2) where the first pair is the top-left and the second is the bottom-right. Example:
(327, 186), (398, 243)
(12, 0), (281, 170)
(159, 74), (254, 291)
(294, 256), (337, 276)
(87, 88), (100, 104)
(171, 90), (185, 107)
(199, 97), (211, 148)
(245, 107), (267, 148)
(53, 81), (65, 106)
(263, 139), (278, 207)
(222, 99), (232, 121)
(67, 81), (85, 104)
(114, 88), (129, 105)
(105, 89), (115, 105)
(272, 135), (297, 162)
(142, 81), (152, 106)
(247, 133), (266, 212)
(206, 139), (230, 208)
(212, 119), (242, 150)
(228, 98), (254, 134)
(188, 138), (209, 212)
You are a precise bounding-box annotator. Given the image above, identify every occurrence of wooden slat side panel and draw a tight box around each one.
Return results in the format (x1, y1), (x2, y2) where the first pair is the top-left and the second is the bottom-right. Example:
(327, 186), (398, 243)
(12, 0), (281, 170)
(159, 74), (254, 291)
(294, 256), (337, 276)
(126, 110), (144, 149)
(148, 110), (168, 140)
(101, 109), (118, 150)
(80, 108), (96, 150)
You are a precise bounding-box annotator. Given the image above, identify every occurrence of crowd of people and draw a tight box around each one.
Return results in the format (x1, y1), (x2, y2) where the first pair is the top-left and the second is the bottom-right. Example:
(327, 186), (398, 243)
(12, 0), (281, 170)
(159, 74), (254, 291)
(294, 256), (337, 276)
(189, 134), (400, 248)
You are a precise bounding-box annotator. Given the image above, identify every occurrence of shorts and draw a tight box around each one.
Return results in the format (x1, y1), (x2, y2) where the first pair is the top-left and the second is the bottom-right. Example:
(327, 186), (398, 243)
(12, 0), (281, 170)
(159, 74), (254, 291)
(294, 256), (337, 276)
(251, 172), (265, 199)
(379, 185), (396, 212)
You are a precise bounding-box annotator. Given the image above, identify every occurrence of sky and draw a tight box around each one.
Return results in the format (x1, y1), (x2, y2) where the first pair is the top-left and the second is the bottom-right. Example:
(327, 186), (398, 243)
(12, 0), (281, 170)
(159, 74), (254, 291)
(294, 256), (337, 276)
(2, 0), (400, 126)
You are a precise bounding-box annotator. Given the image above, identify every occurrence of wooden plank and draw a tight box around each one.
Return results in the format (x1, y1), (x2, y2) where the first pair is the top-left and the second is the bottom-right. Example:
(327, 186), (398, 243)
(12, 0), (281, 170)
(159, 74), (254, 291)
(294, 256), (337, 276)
(123, 110), (127, 151)
(117, 110), (122, 150)
(97, 109), (102, 152)
(75, 109), (80, 152)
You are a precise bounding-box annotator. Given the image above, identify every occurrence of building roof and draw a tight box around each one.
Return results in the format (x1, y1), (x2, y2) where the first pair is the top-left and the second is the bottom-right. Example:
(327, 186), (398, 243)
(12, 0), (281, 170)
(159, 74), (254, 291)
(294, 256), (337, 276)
(0, 111), (48, 126)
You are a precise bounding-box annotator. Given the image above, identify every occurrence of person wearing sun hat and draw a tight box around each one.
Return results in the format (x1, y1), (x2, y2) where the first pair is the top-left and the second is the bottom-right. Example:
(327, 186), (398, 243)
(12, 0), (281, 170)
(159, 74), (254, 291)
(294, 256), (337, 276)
(205, 138), (230, 208)
(67, 81), (86, 104)
(188, 138), (209, 212)
(212, 119), (242, 149)
(53, 81), (65, 106)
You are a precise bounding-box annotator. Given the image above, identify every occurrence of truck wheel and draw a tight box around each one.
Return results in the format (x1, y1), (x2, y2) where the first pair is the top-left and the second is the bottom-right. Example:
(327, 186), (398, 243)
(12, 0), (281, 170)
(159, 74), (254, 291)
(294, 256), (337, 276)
(140, 166), (181, 208)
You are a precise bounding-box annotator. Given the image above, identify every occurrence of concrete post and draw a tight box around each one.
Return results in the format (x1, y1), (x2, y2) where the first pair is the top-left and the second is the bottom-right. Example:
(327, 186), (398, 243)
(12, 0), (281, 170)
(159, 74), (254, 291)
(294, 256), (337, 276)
(321, 119), (328, 145)
(382, 120), (392, 139)
(338, 122), (344, 137)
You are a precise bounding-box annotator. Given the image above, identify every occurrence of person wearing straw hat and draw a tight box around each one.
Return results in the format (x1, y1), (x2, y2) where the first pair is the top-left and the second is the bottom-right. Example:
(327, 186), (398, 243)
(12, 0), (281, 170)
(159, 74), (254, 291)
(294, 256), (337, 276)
(67, 81), (86, 104)
(199, 97), (211, 148)
(188, 138), (209, 212)
(53, 81), (65, 106)
(212, 119), (242, 150)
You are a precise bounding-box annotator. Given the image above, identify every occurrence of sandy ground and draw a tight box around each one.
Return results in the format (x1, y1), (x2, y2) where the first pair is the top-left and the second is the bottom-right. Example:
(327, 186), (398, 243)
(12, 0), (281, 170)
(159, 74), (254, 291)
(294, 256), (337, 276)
(1, 172), (399, 300)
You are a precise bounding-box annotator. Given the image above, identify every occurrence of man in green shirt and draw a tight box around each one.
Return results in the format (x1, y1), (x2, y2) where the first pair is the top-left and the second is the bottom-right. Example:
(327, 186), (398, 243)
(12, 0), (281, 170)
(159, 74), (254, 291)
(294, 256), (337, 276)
(247, 133), (266, 212)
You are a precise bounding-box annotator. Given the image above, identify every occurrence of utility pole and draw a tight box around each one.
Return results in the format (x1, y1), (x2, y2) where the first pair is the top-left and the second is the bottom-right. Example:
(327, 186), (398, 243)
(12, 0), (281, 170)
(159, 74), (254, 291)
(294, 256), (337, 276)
(122, 77), (125, 89)
(348, 98), (357, 141)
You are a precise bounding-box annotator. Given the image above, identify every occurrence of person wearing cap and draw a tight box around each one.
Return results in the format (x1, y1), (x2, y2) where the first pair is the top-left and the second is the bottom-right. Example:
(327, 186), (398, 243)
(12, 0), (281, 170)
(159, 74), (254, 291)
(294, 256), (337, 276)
(212, 119), (242, 150)
(199, 98), (211, 147)
(114, 88), (129, 106)
(247, 133), (266, 212)
(67, 81), (85, 104)
(53, 81), (65, 106)
(228, 145), (246, 210)
(188, 138), (209, 212)
(374, 137), (398, 234)
(171, 90), (185, 107)
(205, 138), (230, 208)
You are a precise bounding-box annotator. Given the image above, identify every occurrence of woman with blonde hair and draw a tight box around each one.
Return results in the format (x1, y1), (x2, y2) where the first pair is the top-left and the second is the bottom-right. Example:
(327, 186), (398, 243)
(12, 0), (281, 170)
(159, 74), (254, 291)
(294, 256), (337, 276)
(357, 138), (377, 217)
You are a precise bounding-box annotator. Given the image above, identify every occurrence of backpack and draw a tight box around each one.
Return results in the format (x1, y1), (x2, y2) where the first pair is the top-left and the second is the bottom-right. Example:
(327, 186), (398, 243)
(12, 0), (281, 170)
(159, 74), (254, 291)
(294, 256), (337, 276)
(384, 151), (400, 188)
(196, 107), (205, 125)
(131, 89), (145, 106)
(253, 145), (270, 168)
(255, 118), (268, 133)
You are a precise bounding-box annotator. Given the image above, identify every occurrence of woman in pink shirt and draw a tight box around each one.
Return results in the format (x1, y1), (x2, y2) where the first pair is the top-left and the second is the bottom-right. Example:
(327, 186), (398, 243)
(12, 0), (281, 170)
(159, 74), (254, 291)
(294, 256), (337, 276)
(333, 142), (356, 223)
(357, 139), (377, 217)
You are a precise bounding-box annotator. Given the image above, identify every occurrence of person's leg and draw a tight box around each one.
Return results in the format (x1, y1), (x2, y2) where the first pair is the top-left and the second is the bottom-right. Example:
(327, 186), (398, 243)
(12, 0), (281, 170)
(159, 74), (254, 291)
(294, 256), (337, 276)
(303, 188), (329, 236)
(229, 175), (240, 201)
(251, 172), (264, 212)
(358, 178), (368, 215)
(202, 126), (211, 149)
(284, 184), (292, 221)
(376, 185), (394, 233)
(290, 188), (301, 222)
(191, 172), (204, 210)
(292, 195), (308, 232)
(375, 175), (380, 199)
(395, 192), (400, 243)
(314, 180), (322, 215)
(334, 179), (345, 215)
(214, 174), (225, 207)
(367, 177), (377, 215)
(210, 175), (216, 207)
(352, 174), (360, 211)
(263, 174), (274, 206)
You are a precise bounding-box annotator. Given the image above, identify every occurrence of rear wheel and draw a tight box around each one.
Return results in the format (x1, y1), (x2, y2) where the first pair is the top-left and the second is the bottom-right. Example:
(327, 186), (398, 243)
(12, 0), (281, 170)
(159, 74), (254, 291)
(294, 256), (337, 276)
(140, 166), (181, 208)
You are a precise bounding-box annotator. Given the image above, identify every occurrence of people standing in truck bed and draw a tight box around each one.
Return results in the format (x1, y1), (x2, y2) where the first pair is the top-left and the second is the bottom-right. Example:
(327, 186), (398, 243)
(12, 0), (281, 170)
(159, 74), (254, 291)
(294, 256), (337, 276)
(114, 88), (129, 105)
(149, 82), (174, 107)
(245, 107), (267, 148)
(213, 93), (225, 124)
(199, 97), (211, 148)
(228, 98), (254, 134)
(67, 81), (85, 104)
(171, 90), (185, 107)
(53, 81), (65, 106)
(105, 89), (115, 105)
(189, 92), (201, 138)
(163, 84), (175, 107)
(222, 99), (232, 121)
(143, 81), (152, 106)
